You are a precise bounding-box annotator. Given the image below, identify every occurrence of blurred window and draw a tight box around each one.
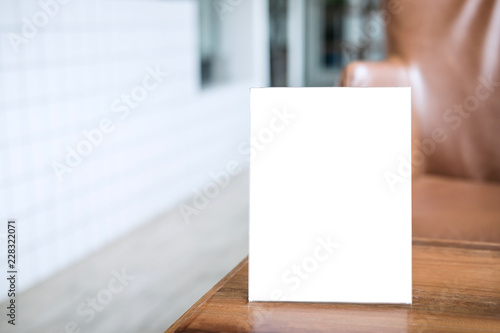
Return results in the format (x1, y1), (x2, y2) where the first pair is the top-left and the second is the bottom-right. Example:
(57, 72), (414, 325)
(303, 0), (387, 86)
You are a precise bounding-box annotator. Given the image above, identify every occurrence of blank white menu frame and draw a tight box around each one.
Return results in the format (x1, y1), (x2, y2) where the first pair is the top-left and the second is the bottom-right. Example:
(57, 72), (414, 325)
(249, 87), (412, 304)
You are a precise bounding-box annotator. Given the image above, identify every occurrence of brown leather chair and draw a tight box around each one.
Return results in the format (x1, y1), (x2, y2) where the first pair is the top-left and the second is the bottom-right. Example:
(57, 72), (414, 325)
(340, 0), (500, 243)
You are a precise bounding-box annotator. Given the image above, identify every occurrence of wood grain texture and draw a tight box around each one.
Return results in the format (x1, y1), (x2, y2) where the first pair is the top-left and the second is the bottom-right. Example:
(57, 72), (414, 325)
(166, 238), (500, 332)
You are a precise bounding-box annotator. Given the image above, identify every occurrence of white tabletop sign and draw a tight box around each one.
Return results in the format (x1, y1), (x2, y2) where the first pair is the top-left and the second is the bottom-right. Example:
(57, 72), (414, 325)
(249, 87), (412, 304)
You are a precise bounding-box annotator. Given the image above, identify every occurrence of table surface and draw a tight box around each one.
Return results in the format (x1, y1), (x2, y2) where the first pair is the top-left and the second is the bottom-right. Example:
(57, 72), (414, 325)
(166, 238), (500, 332)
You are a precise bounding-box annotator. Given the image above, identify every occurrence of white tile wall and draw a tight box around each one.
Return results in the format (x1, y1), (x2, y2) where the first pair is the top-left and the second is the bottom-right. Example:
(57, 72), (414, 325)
(0, 0), (260, 299)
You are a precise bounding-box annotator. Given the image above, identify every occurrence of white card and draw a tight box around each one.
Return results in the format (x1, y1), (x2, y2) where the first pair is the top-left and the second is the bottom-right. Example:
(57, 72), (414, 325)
(249, 87), (412, 304)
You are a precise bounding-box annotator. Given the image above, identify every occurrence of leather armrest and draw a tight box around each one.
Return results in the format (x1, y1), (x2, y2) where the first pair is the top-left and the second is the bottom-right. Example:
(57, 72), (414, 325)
(339, 57), (410, 87)
(339, 58), (424, 179)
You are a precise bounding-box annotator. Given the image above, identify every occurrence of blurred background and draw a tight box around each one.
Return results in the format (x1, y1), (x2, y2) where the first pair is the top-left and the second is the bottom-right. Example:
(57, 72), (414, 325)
(0, 0), (388, 331)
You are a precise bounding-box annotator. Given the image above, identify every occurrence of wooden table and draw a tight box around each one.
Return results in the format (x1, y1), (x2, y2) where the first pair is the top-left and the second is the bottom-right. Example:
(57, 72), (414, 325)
(166, 238), (500, 332)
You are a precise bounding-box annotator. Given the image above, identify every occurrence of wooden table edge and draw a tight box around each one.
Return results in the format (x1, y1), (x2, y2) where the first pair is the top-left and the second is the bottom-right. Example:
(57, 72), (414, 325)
(165, 237), (500, 332)
(412, 237), (500, 250)
(165, 257), (249, 333)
